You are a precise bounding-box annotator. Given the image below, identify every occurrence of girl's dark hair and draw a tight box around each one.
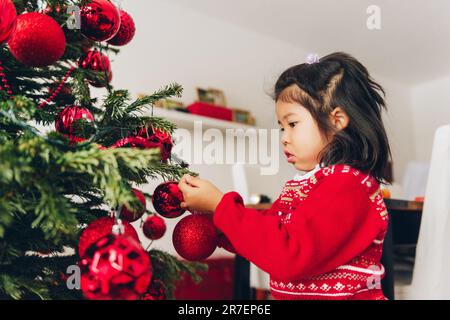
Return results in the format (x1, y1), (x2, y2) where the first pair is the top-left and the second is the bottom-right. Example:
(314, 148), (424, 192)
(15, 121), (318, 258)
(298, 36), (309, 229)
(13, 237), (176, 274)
(274, 52), (391, 183)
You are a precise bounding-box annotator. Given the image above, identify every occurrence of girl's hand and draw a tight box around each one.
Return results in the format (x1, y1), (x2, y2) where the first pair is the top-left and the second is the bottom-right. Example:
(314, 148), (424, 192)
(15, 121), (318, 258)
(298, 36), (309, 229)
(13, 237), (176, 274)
(178, 174), (224, 214)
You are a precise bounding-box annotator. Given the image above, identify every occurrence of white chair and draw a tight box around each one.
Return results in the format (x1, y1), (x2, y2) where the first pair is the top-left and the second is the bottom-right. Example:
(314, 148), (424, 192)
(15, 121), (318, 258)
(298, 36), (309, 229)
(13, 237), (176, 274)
(406, 125), (450, 299)
(401, 161), (430, 201)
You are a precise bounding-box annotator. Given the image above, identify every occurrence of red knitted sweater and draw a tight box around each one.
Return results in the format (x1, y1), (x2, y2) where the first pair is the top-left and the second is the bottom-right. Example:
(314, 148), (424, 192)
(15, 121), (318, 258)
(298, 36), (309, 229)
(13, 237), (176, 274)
(213, 164), (389, 300)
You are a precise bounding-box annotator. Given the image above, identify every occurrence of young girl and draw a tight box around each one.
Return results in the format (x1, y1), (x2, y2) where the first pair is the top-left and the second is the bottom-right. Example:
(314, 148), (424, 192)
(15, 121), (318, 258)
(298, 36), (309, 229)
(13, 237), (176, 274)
(178, 52), (391, 300)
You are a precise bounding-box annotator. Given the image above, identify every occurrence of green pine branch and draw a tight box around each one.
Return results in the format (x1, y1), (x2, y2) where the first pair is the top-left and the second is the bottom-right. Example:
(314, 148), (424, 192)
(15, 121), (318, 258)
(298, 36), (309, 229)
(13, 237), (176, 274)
(149, 249), (208, 300)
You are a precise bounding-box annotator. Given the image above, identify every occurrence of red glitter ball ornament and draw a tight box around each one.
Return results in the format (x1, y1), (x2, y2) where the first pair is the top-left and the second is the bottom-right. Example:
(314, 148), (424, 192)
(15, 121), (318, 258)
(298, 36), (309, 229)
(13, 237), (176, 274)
(78, 49), (112, 87)
(143, 214), (166, 240)
(138, 127), (173, 163)
(120, 188), (146, 222)
(0, 0), (17, 45)
(152, 181), (185, 218)
(7, 12), (66, 67)
(107, 9), (135, 46)
(80, 234), (152, 300)
(80, 0), (120, 42)
(78, 216), (139, 258)
(172, 214), (218, 261)
(55, 105), (95, 142)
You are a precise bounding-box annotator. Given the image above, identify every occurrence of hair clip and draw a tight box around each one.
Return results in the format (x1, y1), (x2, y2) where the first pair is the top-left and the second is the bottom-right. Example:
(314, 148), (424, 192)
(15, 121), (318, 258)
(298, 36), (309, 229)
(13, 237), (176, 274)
(306, 53), (320, 64)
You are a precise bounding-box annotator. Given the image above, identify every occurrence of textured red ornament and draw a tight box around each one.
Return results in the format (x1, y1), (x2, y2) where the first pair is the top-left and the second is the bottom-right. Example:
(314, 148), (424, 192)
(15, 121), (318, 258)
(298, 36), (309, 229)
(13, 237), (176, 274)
(78, 49), (112, 88)
(78, 216), (139, 258)
(120, 188), (146, 222)
(143, 214), (166, 240)
(217, 232), (236, 254)
(80, 0), (121, 42)
(138, 126), (173, 162)
(107, 9), (135, 46)
(80, 234), (152, 300)
(152, 181), (186, 218)
(0, 0), (17, 45)
(172, 214), (218, 261)
(111, 136), (153, 149)
(7, 12), (66, 67)
(55, 105), (94, 142)
(141, 279), (166, 300)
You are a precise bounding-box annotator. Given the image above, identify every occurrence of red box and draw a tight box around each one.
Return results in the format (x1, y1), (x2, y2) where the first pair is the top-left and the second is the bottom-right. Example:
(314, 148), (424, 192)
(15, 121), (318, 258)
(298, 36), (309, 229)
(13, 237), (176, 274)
(187, 102), (233, 121)
(174, 258), (234, 300)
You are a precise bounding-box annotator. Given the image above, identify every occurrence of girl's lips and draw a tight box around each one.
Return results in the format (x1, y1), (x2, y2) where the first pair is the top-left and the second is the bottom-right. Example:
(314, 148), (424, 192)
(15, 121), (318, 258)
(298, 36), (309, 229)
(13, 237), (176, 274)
(284, 151), (296, 163)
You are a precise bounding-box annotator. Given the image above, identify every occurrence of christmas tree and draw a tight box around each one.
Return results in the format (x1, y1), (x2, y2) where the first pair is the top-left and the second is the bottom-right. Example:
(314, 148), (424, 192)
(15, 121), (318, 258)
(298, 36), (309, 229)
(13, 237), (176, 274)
(0, 0), (210, 300)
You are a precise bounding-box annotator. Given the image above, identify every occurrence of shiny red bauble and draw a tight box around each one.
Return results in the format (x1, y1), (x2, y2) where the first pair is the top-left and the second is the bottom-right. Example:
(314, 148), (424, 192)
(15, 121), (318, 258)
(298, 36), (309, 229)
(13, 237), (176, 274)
(78, 49), (112, 88)
(78, 216), (139, 258)
(120, 188), (146, 222)
(138, 127), (173, 163)
(80, 0), (121, 42)
(80, 234), (152, 300)
(55, 105), (95, 142)
(152, 181), (185, 218)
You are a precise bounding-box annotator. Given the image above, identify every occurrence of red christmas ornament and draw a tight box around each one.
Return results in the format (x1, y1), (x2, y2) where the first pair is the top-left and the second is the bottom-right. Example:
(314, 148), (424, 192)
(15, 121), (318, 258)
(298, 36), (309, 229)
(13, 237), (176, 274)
(120, 188), (146, 222)
(78, 216), (139, 258)
(55, 105), (95, 142)
(172, 214), (218, 261)
(111, 136), (153, 149)
(78, 49), (112, 88)
(143, 215), (166, 240)
(80, 0), (121, 42)
(107, 9), (135, 46)
(138, 127), (173, 162)
(80, 234), (152, 300)
(7, 12), (66, 67)
(0, 0), (17, 45)
(152, 181), (185, 218)
(217, 232), (236, 254)
(141, 279), (166, 300)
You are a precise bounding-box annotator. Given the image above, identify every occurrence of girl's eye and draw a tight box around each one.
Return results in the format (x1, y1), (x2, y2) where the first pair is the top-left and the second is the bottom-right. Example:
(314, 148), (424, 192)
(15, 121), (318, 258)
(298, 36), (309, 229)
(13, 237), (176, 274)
(289, 122), (297, 128)
(279, 127), (285, 132)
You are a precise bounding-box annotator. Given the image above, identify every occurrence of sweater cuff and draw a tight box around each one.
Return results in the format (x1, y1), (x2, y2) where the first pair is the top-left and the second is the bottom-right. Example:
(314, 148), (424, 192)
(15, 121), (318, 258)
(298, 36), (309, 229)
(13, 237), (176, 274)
(213, 191), (243, 230)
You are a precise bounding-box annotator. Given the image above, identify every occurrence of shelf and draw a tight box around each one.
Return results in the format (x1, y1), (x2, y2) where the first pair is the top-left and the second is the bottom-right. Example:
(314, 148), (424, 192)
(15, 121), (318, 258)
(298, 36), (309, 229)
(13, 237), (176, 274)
(146, 107), (257, 131)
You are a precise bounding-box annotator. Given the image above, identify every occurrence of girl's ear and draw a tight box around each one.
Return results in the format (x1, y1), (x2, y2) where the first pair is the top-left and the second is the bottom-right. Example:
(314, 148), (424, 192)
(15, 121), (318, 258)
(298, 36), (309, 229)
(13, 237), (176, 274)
(329, 107), (349, 131)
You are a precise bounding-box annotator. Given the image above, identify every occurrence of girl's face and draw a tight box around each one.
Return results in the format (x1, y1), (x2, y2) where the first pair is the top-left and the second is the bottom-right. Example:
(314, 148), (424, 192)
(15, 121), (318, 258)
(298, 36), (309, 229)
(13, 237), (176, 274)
(276, 100), (330, 171)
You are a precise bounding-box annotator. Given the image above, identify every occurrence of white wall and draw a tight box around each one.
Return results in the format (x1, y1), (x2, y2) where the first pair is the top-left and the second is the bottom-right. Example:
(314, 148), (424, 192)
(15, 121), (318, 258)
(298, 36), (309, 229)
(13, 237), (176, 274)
(411, 75), (450, 162)
(379, 78), (414, 182)
(100, 0), (416, 256)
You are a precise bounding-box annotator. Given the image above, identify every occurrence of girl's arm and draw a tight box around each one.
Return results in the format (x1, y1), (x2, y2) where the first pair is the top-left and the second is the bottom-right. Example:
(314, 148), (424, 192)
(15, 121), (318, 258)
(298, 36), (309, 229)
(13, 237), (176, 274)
(213, 172), (385, 281)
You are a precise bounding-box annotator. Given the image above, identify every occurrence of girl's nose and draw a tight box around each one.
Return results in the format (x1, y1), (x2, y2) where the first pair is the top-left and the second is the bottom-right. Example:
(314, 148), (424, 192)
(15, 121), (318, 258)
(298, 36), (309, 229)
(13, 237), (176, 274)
(281, 132), (289, 145)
